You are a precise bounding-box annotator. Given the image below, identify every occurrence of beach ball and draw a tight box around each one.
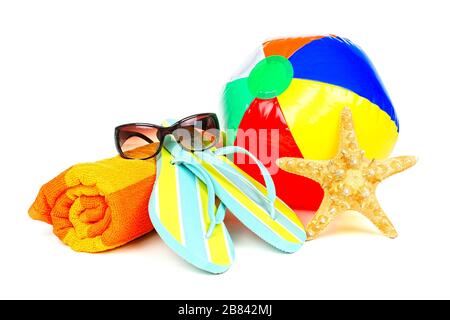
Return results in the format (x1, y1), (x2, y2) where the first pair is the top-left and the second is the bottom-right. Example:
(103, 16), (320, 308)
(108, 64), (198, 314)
(222, 35), (399, 211)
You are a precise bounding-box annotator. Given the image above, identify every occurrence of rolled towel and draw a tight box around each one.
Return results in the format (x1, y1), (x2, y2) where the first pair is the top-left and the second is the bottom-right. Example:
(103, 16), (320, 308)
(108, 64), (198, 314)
(29, 155), (156, 252)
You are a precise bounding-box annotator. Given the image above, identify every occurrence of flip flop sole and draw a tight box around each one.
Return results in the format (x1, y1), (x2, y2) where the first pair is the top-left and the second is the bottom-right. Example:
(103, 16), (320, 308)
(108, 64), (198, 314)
(192, 153), (306, 253)
(149, 147), (234, 274)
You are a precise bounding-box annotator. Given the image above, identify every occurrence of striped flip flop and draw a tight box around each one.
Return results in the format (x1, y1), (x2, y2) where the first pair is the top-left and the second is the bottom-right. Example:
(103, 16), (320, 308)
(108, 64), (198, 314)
(162, 129), (306, 254)
(149, 142), (235, 274)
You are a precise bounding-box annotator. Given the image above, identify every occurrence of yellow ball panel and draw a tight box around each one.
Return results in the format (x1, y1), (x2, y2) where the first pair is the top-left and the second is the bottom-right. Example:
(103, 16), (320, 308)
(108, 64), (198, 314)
(277, 79), (398, 160)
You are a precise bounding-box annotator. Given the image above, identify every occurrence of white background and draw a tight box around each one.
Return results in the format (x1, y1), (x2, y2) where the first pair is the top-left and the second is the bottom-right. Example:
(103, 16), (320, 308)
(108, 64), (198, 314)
(0, 0), (448, 300)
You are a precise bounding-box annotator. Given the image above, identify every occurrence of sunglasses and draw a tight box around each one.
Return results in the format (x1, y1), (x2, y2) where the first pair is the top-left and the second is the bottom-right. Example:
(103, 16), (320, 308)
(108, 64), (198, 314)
(115, 113), (220, 160)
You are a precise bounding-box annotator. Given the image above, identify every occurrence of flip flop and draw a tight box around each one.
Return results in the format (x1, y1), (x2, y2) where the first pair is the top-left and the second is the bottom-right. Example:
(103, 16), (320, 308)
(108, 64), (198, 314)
(162, 121), (306, 254)
(149, 141), (235, 274)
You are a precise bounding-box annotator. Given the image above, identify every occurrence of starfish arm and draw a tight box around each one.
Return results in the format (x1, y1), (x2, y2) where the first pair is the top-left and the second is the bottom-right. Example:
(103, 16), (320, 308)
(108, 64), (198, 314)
(306, 195), (341, 240)
(360, 197), (398, 238)
(276, 157), (328, 184)
(339, 107), (360, 150)
(374, 156), (418, 180)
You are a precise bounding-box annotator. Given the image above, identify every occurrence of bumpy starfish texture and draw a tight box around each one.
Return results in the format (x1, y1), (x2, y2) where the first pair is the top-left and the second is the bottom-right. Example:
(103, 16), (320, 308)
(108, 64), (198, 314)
(277, 107), (417, 240)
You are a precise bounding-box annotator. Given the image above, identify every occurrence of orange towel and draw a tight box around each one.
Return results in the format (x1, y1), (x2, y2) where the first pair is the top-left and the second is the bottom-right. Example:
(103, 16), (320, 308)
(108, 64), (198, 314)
(29, 155), (156, 252)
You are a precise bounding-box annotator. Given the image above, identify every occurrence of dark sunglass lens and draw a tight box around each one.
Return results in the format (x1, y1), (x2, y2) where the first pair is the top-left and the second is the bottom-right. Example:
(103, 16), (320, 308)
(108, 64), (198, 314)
(173, 114), (220, 151)
(117, 125), (160, 159)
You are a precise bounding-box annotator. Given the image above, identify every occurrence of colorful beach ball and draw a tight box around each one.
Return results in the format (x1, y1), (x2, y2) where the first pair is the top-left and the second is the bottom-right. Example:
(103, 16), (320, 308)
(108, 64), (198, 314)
(222, 35), (399, 211)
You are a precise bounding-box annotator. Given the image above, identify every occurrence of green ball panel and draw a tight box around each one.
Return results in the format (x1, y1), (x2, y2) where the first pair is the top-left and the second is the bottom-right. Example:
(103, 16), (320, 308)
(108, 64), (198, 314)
(222, 78), (255, 145)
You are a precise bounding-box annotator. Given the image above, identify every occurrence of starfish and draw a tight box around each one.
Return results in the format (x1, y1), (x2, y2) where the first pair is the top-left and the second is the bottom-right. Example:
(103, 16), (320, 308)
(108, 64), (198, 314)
(277, 107), (417, 240)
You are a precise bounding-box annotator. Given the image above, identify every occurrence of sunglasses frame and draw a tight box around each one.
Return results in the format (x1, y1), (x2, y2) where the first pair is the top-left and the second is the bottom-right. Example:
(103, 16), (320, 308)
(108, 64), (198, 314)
(115, 113), (220, 160)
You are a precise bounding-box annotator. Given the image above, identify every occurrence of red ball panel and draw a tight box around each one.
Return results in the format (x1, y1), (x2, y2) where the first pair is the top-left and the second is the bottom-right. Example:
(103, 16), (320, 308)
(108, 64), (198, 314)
(234, 97), (324, 211)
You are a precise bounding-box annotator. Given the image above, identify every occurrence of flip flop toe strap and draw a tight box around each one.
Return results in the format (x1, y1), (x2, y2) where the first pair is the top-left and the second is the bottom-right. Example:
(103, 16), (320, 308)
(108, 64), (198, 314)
(170, 157), (226, 239)
(198, 146), (277, 219)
